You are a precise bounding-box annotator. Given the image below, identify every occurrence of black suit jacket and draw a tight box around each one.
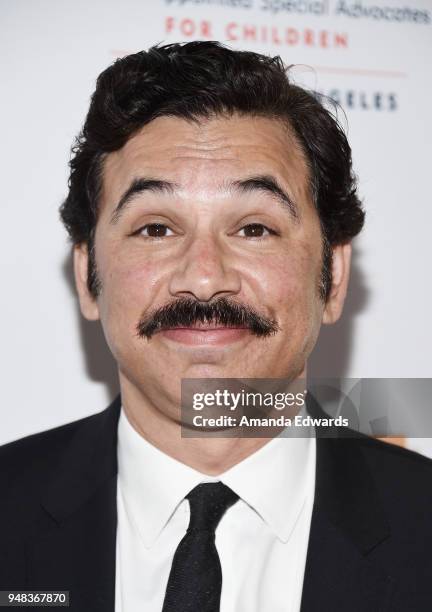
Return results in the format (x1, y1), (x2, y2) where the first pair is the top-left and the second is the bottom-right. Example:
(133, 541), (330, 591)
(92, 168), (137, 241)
(1, 395), (432, 611)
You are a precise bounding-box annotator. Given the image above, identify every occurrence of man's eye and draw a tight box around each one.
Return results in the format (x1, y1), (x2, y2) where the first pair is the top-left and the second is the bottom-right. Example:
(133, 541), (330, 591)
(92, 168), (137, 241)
(239, 224), (276, 238)
(138, 223), (174, 238)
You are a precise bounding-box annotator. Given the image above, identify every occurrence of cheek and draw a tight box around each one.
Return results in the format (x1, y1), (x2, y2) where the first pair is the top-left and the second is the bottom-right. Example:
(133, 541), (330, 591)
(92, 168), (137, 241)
(261, 245), (324, 351)
(97, 257), (163, 345)
(254, 246), (321, 311)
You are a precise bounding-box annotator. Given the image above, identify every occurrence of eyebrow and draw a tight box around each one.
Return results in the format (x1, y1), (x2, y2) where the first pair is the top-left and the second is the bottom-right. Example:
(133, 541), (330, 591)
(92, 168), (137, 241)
(232, 175), (299, 221)
(109, 173), (299, 225)
(110, 178), (178, 225)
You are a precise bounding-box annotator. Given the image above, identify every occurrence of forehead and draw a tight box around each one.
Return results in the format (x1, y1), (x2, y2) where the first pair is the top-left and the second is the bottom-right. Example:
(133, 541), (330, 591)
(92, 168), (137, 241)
(101, 114), (311, 209)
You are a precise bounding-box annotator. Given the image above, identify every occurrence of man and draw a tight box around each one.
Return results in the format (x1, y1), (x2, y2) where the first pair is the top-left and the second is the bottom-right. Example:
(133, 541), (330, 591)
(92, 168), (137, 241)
(1, 41), (431, 611)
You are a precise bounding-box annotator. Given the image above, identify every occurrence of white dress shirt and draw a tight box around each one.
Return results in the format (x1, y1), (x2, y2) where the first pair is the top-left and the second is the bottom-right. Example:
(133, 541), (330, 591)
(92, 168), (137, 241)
(115, 407), (316, 612)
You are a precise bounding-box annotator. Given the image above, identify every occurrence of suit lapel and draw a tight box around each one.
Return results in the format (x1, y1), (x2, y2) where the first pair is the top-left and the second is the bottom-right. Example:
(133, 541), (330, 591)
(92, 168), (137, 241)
(26, 396), (121, 611)
(301, 430), (395, 612)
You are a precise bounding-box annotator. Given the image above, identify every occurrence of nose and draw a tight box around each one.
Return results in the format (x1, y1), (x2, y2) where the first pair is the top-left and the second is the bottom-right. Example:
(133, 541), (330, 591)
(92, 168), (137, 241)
(168, 234), (242, 302)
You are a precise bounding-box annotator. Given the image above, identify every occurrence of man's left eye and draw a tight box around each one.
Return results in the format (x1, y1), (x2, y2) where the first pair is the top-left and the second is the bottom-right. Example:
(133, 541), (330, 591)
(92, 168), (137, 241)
(238, 224), (276, 238)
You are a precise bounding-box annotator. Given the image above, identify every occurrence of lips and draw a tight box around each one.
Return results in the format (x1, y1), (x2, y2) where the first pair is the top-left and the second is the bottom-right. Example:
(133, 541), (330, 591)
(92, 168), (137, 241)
(165, 324), (248, 330)
(158, 325), (251, 346)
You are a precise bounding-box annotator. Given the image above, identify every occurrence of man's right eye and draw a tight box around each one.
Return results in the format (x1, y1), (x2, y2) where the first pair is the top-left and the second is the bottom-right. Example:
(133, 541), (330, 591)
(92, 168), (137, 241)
(136, 224), (174, 238)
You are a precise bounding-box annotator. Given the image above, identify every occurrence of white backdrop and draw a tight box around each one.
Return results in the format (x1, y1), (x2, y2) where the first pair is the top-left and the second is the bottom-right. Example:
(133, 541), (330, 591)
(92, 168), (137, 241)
(1, 0), (431, 453)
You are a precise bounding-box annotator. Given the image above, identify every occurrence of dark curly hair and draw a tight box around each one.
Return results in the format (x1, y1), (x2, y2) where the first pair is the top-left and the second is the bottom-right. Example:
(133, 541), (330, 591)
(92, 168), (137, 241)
(59, 41), (364, 301)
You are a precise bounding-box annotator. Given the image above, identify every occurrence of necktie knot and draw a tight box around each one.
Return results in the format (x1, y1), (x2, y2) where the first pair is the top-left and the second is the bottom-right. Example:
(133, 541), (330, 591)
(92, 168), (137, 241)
(186, 482), (239, 533)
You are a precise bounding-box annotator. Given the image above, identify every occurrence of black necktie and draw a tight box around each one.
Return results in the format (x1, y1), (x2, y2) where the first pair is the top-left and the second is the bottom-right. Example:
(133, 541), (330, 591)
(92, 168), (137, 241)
(162, 482), (239, 612)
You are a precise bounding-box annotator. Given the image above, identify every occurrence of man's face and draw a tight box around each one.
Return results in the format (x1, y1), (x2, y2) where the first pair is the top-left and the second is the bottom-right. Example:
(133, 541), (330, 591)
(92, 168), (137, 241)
(74, 114), (350, 413)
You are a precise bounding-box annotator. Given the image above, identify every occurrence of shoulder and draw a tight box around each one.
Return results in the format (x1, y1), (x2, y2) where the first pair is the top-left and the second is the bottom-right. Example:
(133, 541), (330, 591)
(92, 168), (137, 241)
(0, 411), (103, 496)
(0, 398), (120, 550)
(356, 432), (432, 475)
(346, 434), (432, 530)
(319, 429), (432, 518)
(358, 433), (432, 490)
(329, 424), (432, 474)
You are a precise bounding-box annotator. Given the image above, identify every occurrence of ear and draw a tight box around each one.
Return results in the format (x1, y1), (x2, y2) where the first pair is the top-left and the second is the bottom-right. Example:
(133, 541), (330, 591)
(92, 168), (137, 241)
(322, 243), (352, 325)
(73, 243), (100, 321)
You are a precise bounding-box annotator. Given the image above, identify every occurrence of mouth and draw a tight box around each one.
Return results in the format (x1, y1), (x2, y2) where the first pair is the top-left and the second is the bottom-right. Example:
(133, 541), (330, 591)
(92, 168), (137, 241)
(158, 324), (251, 346)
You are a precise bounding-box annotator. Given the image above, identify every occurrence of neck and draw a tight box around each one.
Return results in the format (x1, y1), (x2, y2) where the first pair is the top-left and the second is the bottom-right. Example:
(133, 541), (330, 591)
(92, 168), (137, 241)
(119, 374), (281, 475)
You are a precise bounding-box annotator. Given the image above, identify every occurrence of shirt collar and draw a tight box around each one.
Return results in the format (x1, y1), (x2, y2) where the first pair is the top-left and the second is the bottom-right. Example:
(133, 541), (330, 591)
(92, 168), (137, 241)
(117, 406), (315, 547)
(220, 429), (316, 542)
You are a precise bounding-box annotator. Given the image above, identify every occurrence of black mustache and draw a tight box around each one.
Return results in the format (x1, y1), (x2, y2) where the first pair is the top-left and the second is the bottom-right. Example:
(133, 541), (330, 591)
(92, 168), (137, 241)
(136, 297), (279, 339)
